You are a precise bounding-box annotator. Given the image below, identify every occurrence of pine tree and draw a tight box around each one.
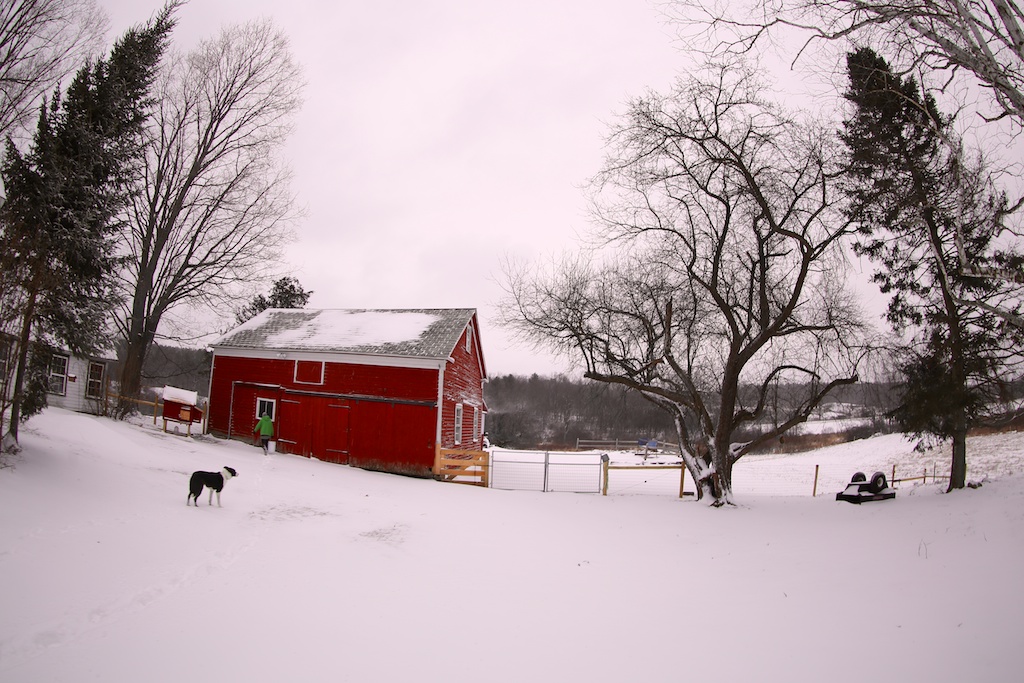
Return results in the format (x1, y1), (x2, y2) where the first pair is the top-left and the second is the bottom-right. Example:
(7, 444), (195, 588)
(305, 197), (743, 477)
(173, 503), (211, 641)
(841, 47), (1024, 490)
(235, 277), (313, 325)
(0, 5), (177, 447)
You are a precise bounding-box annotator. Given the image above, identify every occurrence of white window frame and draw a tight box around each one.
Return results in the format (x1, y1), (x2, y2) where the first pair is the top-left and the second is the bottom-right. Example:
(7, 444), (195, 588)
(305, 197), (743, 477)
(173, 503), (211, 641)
(454, 403), (463, 445)
(473, 406), (480, 442)
(256, 397), (277, 421)
(293, 360), (325, 385)
(86, 361), (105, 399)
(48, 354), (69, 395)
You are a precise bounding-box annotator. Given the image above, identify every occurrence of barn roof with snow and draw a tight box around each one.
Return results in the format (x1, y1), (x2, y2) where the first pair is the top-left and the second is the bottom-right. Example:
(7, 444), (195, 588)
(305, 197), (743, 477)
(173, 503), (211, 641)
(211, 308), (480, 362)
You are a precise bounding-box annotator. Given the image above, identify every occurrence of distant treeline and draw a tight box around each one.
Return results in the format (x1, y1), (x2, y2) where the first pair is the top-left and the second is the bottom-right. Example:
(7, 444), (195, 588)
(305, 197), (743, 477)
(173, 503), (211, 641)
(115, 345), (212, 399)
(484, 374), (678, 449)
(483, 373), (907, 451)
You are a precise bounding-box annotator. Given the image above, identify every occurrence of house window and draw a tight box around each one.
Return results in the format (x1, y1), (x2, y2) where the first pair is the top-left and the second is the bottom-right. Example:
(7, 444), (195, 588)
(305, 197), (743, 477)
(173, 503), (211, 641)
(256, 397), (276, 421)
(86, 362), (105, 399)
(48, 354), (69, 395)
(473, 406), (480, 442)
(454, 403), (463, 445)
(0, 338), (11, 382)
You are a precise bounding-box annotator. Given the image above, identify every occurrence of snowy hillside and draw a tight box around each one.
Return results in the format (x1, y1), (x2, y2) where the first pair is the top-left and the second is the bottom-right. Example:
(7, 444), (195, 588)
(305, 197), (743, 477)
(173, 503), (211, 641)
(1, 408), (1023, 682)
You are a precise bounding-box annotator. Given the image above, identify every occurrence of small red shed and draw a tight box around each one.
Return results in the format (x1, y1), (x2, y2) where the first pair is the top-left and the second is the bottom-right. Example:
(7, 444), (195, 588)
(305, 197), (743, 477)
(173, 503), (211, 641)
(161, 385), (204, 435)
(207, 308), (488, 477)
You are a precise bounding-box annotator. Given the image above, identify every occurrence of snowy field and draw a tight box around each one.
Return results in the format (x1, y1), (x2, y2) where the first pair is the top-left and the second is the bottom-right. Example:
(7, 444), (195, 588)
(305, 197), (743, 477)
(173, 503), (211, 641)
(494, 429), (1024, 497)
(2, 408), (1023, 682)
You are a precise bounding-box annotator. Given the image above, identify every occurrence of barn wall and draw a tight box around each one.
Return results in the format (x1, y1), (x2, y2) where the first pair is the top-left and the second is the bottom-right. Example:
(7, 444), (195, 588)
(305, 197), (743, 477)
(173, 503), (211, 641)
(439, 323), (487, 450)
(208, 354), (440, 476)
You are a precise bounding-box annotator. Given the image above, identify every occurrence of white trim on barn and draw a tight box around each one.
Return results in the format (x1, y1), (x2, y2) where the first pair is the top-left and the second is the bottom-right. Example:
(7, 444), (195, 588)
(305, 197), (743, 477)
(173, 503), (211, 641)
(213, 346), (448, 371)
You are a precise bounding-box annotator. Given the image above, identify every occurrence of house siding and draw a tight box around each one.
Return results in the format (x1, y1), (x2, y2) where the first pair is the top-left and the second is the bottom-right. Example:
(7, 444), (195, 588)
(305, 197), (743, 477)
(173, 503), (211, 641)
(46, 354), (109, 416)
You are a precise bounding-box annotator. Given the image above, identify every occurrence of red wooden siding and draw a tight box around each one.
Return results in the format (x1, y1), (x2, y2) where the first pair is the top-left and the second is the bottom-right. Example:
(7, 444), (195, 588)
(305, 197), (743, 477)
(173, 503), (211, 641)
(439, 324), (487, 450)
(208, 355), (441, 476)
(208, 314), (488, 478)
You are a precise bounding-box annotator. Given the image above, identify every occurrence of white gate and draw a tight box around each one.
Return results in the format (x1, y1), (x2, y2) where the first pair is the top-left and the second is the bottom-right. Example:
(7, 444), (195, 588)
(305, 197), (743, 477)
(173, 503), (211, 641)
(489, 449), (603, 493)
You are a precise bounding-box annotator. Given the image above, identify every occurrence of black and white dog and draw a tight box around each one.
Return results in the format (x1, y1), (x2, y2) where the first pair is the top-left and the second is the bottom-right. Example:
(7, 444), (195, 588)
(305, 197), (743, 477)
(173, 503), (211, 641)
(187, 467), (237, 507)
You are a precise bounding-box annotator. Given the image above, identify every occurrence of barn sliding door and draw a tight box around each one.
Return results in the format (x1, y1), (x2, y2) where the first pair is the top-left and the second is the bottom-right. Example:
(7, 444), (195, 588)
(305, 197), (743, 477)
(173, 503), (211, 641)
(321, 401), (351, 464)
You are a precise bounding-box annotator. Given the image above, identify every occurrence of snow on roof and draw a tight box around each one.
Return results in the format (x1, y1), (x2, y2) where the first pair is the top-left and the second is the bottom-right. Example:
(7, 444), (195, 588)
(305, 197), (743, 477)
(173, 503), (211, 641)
(211, 308), (477, 359)
(162, 386), (198, 405)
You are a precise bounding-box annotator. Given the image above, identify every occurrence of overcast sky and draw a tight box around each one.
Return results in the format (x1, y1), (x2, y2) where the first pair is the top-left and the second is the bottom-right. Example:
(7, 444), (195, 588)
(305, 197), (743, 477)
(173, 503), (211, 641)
(97, 0), (691, 377)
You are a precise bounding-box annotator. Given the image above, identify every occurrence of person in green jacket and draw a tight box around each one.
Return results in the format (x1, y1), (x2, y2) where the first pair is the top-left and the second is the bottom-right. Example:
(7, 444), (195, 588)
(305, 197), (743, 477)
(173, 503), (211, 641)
(254, 413), (274, 454)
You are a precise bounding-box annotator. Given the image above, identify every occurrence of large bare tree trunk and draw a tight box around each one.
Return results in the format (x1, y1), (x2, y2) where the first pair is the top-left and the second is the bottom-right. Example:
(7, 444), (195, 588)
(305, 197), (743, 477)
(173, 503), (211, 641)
(113, 19), (301, 409)
(503, 61), (865, 506)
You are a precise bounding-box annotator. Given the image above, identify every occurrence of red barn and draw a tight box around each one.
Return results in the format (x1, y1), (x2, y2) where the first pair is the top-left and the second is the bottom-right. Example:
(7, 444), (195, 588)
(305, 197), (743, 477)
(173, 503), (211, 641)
(207, 308), (487, 477)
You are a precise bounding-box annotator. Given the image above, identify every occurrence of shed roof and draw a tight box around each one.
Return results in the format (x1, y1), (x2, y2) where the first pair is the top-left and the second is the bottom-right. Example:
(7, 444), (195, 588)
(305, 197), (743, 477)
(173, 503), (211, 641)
(211, 308), (478, 360)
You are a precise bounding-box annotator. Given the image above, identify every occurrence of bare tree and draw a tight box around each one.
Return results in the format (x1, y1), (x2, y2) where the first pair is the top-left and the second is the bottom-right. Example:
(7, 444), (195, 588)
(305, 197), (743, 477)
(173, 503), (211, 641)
(675, 0), (1024, 127)
(0, 0), (107, 141)
(673, 1), (1024, 322)
(114, 18), (303, 415)
(503, 63), (868, 505)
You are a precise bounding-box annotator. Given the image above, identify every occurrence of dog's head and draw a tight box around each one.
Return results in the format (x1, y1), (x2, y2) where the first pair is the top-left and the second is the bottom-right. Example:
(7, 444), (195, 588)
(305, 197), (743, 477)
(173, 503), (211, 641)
(223, 466), (238, 480)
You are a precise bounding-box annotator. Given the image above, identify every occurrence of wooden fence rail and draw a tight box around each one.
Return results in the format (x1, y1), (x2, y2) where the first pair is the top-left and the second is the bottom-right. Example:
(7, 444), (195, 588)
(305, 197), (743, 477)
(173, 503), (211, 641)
(103, 390), (208, 435)
(890, 464), (950, 485)
(577, 438), (680, 452)
(601, 459), (690, 498)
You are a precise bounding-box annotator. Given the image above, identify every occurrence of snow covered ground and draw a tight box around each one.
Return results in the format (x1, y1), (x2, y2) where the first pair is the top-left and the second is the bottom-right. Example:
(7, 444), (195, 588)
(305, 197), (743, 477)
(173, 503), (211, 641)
(2, 408), (1023, 682)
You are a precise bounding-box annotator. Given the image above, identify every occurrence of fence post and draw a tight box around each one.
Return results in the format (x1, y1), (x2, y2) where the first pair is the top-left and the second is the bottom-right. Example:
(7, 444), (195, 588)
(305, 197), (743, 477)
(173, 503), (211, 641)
(543, 451), (550, 493)
(812, 464), (820, 497)
(678, 463), (687, 499)
(601, 454), (609, 496)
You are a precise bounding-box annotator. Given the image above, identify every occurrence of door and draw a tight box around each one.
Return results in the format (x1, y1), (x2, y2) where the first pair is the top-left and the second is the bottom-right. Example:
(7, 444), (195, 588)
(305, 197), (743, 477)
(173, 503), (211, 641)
(278, 392), (350, 463)
(322, 401), (351, 464)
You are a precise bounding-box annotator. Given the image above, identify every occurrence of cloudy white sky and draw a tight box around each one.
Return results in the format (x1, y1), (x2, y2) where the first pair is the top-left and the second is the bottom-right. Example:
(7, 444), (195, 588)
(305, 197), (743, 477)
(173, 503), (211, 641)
(98, 0), (694, 377)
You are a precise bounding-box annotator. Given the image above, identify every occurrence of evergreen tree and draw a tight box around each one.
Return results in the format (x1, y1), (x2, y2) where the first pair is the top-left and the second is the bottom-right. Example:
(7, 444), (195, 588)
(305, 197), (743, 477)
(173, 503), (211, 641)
(235, 277), (313, 325)
(841, 47), (1024, 490)
(0, 5), (177, 447)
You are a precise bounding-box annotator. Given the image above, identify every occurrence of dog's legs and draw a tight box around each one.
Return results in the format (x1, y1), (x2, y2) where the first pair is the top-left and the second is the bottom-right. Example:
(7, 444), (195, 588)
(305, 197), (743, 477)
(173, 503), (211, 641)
(208, 488), (214, 506)
(216, 490), (222, 507)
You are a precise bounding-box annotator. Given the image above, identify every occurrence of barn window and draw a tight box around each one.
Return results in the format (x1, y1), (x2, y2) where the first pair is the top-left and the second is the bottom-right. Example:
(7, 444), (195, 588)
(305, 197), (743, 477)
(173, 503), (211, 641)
(454, 403), (463, 445)
(48, 354), (69, 395)
(86, 362), (105, 399)
(294, 360), (324, 385)
(473, 407), (480, 441)
(256, 397), (276, 421)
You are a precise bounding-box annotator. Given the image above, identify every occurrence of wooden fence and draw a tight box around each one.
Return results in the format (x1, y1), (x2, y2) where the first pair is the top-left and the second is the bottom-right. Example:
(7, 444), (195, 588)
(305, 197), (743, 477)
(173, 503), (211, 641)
(889, 464), (951, 486)
(104, 390), (208, 435)
(435, 449), (489, 487)
(601, 458), (691, 498)
(577, 438), (680, 452)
